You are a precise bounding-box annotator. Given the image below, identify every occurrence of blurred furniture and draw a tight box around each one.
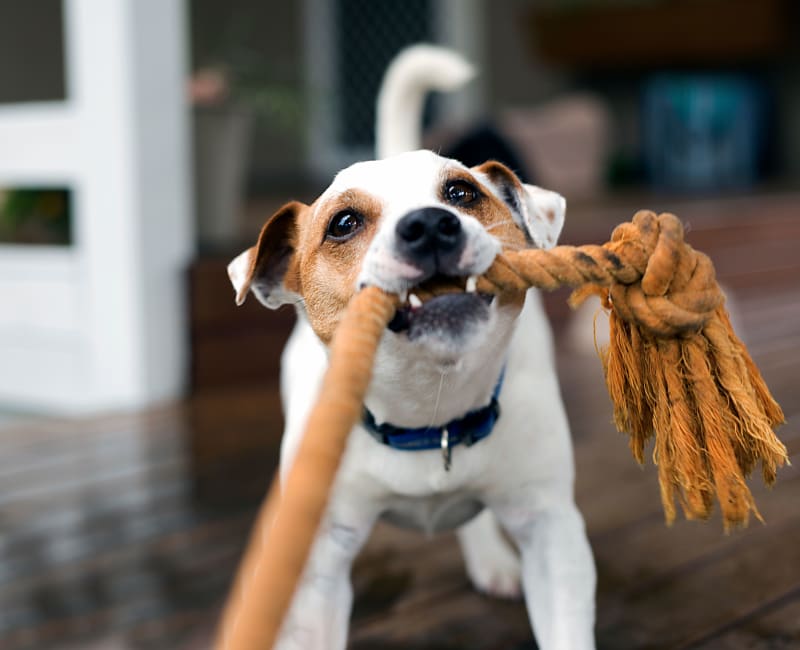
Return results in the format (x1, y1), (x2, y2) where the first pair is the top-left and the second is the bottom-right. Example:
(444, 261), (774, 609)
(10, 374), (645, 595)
(528, 0), (789, 68)
(187, 251), (295, 506)
(642, 74), (767, 190)
(502, 96), (610, 198)
(188, 253), (295, 392)
(193, 106), (253, 247)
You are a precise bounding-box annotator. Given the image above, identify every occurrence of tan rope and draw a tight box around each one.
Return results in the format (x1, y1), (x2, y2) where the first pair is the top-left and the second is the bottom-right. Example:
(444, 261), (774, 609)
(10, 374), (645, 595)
(216, 210), (786, 649)
(477, 211), (786, 524)
(215, 286), (398, 650)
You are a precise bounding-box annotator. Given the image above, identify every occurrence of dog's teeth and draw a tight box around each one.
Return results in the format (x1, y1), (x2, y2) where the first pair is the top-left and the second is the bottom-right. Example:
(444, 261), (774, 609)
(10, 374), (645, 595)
(398, 289), (408, 303)
(409, 293), (423, 309)
(466, 276), (478, 293)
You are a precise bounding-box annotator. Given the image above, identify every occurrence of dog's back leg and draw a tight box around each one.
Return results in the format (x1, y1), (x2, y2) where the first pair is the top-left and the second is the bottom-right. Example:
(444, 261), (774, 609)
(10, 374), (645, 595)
(457, 508), (522, 599)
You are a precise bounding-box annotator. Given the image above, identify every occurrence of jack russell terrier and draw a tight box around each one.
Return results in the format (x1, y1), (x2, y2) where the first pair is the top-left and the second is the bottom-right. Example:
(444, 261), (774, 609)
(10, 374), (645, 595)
(228, 46), (596, 650)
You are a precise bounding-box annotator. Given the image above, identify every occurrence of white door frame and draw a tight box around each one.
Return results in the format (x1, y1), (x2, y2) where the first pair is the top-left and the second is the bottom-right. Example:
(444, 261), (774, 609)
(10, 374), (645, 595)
(0, 0), (193, 414)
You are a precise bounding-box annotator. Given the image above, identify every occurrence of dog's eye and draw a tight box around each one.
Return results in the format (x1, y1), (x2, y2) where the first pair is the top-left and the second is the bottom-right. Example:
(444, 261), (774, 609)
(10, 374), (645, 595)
(326, 210), (364, 242)
(444, 180), (480, 206)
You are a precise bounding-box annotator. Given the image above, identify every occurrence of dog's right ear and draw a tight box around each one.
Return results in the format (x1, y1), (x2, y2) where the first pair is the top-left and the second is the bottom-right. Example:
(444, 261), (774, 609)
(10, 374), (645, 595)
(227, 201), (304, 308)
(473, 161), (565, 250)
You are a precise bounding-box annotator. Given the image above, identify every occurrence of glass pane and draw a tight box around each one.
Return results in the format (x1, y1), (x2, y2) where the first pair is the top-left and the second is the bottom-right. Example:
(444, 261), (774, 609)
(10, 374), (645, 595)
(0, 1), (66, 104)
(0, 187), (72, 246)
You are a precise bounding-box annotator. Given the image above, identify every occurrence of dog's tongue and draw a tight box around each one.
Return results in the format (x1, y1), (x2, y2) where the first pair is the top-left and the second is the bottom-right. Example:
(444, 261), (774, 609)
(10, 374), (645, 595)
(387, 286), (492, 335)
(387, 276), (465, 333)
(406, 293), (490, 341)
(386, 274), (496, 335)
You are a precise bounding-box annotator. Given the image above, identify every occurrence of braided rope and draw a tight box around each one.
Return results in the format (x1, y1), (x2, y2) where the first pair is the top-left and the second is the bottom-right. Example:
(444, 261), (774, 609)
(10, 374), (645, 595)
(477, 211), (723, 338)
(216, 210), (787, 649)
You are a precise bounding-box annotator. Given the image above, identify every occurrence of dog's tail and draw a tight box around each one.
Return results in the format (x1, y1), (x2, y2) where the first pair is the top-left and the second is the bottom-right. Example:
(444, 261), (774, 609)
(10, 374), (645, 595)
(376, 44), (475, 159)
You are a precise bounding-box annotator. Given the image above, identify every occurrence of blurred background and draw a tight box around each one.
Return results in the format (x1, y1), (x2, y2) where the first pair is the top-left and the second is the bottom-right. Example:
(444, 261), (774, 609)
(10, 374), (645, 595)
(0, 1), (798, 648)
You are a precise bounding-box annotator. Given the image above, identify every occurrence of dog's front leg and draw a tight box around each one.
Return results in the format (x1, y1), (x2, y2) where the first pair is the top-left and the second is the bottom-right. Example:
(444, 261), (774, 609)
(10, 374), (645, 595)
(492, 497), (596, 650)
(275, 509), (376, 650)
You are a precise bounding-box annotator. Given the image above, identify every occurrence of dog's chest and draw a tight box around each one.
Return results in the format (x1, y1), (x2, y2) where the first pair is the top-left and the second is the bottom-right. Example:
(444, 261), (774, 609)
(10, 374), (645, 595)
(380, 492), (484, 534)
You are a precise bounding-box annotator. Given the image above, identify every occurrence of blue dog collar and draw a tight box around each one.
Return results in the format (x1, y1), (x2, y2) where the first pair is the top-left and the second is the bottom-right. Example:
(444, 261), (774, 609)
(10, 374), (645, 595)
(362, 367), (505, 470)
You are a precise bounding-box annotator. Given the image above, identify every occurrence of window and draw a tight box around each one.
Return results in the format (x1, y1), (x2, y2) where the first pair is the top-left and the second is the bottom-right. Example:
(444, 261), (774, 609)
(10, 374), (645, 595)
(0, 187), (72, 246)
(0, 1), (67, 104)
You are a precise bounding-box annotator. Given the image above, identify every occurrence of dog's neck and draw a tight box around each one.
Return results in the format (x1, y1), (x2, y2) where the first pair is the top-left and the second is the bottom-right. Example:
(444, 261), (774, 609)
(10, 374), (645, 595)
(363, 323), (514, 429)
(295, 298), (520, 430)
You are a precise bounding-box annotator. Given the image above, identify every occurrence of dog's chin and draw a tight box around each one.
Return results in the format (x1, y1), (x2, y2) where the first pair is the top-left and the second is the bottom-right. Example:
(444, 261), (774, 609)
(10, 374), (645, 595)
(388, 292), (494, 363)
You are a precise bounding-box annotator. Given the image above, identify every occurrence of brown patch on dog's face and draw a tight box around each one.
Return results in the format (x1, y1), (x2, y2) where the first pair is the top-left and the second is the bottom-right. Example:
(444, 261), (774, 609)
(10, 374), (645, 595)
(438, 166), (528, 255)
(294, 190), (384, 342)
(456, 162), (531, 307)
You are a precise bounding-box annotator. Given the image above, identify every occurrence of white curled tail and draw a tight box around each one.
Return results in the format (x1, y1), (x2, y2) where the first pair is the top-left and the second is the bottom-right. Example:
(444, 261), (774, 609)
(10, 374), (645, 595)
(375, 44), (475, 159)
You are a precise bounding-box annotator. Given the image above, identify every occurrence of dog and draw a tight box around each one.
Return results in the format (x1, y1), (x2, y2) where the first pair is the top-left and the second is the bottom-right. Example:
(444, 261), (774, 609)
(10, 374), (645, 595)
(228, 46), (596, 650)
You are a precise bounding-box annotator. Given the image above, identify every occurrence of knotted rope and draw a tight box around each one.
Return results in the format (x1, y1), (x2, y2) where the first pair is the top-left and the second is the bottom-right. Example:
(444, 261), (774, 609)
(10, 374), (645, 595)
(477, 210), (786, 525)
(216, 210), (786, 650)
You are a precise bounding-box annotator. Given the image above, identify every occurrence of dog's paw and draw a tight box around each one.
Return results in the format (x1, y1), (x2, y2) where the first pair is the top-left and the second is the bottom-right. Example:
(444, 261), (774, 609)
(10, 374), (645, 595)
(464, 543), (523, 600)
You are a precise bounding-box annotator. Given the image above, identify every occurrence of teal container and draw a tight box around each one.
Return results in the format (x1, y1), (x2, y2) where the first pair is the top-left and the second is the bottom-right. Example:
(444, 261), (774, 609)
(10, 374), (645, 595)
(642, 75), (766, 191)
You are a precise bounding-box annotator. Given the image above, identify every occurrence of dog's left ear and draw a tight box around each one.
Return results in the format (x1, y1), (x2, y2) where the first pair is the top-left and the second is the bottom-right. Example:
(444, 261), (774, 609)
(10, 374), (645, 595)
(473, 161), (565, 249)
(227, 201), (304, 307)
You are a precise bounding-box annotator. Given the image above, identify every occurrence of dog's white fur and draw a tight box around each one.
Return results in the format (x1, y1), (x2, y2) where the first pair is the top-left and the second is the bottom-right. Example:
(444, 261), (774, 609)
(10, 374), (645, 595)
(229, 46), (596, 649)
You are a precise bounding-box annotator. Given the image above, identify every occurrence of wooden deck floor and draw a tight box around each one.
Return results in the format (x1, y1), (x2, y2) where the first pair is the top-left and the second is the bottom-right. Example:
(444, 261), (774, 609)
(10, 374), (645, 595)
(1, 194), (798, 649)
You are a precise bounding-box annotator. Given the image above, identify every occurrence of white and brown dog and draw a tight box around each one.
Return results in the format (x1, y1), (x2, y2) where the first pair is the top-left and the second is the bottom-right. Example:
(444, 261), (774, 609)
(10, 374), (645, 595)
(228, 46), (596, 650)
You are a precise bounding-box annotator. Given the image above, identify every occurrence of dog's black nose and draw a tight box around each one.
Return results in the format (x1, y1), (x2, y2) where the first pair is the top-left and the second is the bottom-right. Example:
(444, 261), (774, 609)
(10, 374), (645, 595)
(395, 208), (464, 264)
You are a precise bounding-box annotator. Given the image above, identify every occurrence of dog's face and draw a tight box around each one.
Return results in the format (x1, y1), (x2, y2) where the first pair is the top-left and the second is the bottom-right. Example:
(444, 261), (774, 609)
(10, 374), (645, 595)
(229, 150), (564, 363)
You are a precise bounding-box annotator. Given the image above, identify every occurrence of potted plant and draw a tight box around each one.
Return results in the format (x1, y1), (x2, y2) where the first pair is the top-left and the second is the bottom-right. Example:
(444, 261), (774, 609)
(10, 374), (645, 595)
(190, 46), (302, 248)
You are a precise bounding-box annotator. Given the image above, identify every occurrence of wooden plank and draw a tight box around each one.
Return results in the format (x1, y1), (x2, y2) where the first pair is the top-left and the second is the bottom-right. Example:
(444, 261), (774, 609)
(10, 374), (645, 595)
(591, 468), (800, 590)
(0, 508), (251, 598)
(595, 510), (800, 648)
(691, 588), (800, 649)
(351, 588), (531, 650)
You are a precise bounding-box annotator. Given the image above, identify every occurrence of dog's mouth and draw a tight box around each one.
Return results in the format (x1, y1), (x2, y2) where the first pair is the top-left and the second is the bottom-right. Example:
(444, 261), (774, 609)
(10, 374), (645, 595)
(387, 275), (495, 338)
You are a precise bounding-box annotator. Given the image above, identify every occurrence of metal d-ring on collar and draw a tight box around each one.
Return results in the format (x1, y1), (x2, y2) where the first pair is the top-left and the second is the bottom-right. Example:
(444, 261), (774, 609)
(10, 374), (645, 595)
(441, 427), (451, 471)
(362, 366), (506, 471)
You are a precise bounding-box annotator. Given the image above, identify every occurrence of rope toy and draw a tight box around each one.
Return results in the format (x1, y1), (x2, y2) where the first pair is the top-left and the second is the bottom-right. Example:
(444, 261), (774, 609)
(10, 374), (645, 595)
(216, 210), (786, 650)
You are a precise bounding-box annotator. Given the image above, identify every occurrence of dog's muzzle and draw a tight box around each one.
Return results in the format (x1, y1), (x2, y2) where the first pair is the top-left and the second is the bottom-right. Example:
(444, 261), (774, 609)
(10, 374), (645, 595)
(387, 206), (494, 338)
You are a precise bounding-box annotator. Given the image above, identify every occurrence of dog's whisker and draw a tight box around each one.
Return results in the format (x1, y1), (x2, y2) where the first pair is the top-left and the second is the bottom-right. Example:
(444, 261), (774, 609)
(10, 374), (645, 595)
(492, 236), (526, 252)
(484, 220), (515, 233)
(428, 370), (447, 430)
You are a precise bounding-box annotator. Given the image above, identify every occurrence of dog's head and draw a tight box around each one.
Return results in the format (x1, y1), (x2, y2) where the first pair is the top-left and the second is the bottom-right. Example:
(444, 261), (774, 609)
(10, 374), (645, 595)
(229, 150), (564, 361)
